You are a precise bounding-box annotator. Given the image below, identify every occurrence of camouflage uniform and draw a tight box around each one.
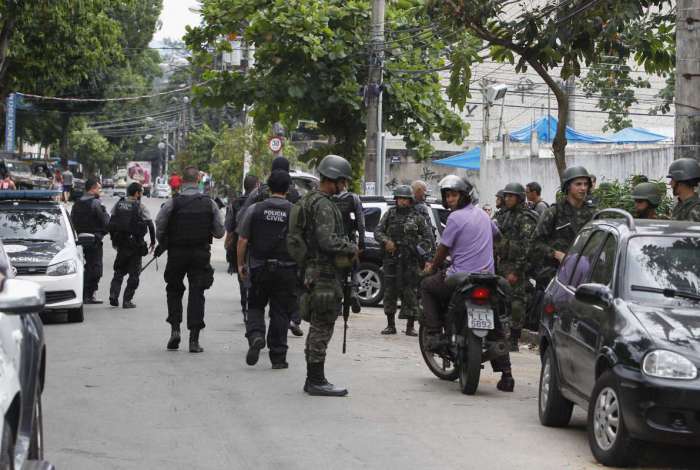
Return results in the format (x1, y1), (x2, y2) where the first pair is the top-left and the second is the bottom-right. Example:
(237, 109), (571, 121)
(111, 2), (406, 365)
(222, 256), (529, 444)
(494, 204), (538, 330)
(374, 206), (434, 321)
(493, 208), (507, 227)
(298, 190), (356, 365)
(672, 194), (700, 222)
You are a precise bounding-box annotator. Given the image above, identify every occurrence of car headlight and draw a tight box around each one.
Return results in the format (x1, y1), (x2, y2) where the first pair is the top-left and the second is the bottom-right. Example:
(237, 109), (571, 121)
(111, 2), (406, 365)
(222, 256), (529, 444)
(643, 350), (698, 380)
(46, 259), (77, 276)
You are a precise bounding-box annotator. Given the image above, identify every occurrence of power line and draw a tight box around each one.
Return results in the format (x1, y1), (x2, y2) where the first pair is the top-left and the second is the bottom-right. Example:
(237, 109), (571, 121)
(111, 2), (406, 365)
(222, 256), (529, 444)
(18, 81), (204, 103)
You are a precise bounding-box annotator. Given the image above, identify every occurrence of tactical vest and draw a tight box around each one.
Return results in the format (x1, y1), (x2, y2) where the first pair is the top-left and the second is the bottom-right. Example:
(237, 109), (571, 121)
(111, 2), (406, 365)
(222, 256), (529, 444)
(334, 191), (357, 239)
(672, 195), (700, 221)
(250, 198), (293, 262)
(72, 197), (100, 233)
(168, 194), (213, 247)
(109, 198), (147, 237)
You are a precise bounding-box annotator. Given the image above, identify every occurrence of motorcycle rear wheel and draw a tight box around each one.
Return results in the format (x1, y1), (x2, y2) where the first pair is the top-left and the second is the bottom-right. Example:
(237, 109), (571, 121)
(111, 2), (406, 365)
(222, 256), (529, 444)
(458, 332), (482, 395)
(418, 324), (458, 381)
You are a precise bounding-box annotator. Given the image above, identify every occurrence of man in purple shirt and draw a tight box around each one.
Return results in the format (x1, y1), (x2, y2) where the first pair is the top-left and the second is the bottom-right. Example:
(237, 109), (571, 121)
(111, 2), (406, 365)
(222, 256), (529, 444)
(421, 175), (515, 392)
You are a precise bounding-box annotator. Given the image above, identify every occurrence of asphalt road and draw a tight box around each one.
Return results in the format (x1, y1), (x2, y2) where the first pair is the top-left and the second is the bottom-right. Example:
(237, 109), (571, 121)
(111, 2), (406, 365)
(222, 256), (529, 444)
(41, 195), (699, 469)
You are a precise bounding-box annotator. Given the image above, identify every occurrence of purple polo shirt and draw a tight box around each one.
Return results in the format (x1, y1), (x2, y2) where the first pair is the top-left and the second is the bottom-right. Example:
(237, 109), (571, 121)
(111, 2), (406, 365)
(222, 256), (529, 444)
(441, 204), (495, 274)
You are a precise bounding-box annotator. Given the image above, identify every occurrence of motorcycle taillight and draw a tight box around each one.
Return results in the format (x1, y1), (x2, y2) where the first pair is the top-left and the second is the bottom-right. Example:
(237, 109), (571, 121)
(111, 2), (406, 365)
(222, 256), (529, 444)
(470, 287), (490, 302)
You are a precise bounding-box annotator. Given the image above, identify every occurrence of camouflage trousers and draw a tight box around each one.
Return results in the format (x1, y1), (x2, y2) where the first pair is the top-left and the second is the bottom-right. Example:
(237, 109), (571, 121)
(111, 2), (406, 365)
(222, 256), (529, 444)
(507, 276), (528, 329)
(383, 257), (421, 320)
(301, 278), (342, 364)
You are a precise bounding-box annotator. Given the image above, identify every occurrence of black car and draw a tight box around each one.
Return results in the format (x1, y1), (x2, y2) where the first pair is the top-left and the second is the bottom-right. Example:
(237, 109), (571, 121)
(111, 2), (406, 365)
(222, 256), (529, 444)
(538, 210), (700, 467)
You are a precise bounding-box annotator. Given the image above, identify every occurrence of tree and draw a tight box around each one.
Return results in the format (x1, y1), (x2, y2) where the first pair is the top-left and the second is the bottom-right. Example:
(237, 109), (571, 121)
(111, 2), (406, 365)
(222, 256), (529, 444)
(185, 0), (470, 178)
(429, 0), (675, 180)
(69, 127), (115, 175)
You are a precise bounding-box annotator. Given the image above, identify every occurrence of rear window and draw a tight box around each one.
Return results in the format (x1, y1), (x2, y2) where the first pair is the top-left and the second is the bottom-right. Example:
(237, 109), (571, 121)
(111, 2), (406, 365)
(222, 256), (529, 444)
(0, 207), (68, 244)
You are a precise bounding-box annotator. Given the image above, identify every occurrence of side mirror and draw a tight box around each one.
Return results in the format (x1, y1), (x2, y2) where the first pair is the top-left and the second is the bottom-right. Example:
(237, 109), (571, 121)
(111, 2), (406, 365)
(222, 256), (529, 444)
(76, 233), (96, 247)
(575, 283), (613, 308)
(0, 279), (45, 314)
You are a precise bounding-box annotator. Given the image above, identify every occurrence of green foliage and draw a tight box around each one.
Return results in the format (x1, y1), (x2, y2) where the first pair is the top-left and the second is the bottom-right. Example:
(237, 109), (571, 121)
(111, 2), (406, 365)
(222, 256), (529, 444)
(592, 176), (672, 216)
(69, 127), (115, 175)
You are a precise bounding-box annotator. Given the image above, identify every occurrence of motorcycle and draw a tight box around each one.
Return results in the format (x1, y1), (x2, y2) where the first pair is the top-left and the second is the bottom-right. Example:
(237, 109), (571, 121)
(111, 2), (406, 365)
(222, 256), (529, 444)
(419, 272), (510, 395)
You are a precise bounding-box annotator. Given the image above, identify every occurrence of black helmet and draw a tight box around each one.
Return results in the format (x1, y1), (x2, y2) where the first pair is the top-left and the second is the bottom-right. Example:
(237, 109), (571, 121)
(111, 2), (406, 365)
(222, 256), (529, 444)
(393, 185), (414, 200)
(631, 182), (662, 207)
(318, 154), (352, 181)
(439, 175), (473, 209)
(562, 166), (592, 192)
(496, 190), (505, 199)
(667, 158), (700, 183)
(502, 182), (526, 200)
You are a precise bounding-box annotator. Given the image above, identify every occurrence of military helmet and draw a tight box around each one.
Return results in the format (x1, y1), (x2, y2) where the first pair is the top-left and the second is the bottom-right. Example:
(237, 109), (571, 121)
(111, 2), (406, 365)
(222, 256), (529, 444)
(502, 182), (526, 200)
(317, 154), (352, 181)
(561, 166), (592, 191)
(496, 189), (505, 199)
(667, 158), (700, 183)
(393, 185), (414, 200)
(631, 182), (662, 207)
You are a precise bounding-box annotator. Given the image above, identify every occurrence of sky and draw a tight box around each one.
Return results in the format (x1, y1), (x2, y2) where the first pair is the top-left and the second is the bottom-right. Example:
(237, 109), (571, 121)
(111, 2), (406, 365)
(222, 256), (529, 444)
(152, 0), (202, 44)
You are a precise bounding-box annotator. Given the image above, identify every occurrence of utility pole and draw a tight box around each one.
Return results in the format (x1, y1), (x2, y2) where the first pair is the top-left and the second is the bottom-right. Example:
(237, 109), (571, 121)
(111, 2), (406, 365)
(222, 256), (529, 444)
(364, 0), (385, 195)
(675, 0), (700, 161)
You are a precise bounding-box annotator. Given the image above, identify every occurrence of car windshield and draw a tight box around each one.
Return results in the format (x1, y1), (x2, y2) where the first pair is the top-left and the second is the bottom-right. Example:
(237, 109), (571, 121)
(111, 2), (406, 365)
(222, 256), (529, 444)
(0, 208), (68, 244)
(625, 235), (700, 306)
(6, 161), (31, 174)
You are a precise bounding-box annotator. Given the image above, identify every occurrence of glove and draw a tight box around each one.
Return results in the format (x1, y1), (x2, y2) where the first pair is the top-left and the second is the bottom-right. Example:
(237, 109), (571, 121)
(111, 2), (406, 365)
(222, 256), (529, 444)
(154, 245), (166, 257)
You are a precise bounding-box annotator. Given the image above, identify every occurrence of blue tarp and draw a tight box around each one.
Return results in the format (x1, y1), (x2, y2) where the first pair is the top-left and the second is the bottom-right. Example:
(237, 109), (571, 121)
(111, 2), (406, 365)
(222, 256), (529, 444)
(509, 115), (613, 144)
(433, 147), (481, 170)
(607, 127), (669, 144)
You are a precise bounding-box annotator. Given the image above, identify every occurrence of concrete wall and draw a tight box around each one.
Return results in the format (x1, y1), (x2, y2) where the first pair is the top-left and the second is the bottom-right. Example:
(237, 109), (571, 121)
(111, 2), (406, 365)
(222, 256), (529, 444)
(477, 146), (674, 205)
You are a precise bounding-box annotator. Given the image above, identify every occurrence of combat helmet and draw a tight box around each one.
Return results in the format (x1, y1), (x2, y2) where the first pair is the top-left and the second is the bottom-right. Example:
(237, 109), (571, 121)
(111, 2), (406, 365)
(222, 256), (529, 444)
(631, 182), (662, 207)
(496, 189), (505, 199)
(502, 182), (526, 200)
(667, 158), (700, 183)
(561, 166), (592, 192)
(393, 185), (414, 200)
(318, 154), (352, 181)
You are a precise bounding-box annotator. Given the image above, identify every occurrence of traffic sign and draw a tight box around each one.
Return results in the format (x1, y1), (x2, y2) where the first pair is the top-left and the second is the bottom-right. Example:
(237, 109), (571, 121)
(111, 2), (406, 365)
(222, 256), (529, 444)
(268, 137), (283, 153)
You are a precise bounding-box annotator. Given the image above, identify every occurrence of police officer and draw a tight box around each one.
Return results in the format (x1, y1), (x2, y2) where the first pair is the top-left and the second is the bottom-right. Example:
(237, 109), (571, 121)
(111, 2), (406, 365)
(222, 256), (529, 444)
(374, 185), (434, 336)
(494, 183), (538, 352)
(108, 182), (155, 308)
(237, 170), (297, 369)
(155, 166), (225, 353)
(667, 158), (700, 221)
(631, 182), (667, 219)
(292, 155), (356, 396)
(225, 174), (259, 320)
(531, 166), (597, 284)
(71, 177), (109, 304)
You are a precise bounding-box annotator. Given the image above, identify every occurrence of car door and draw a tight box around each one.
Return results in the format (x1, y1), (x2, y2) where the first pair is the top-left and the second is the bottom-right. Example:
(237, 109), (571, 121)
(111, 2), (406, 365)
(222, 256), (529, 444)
(568, 232), (618, 396)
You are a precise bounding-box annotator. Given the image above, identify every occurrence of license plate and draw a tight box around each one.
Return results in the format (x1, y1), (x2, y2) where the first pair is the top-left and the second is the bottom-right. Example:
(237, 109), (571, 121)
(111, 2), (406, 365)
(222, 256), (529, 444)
(467, 307), (495, 330)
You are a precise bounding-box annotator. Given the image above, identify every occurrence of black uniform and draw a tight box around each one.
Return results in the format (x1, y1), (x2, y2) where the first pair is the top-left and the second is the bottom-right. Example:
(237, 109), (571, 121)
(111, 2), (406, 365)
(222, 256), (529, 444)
(225, 191), (251, 314)
(156, 187), (225, 331)
(108, 197), (156, 304)
(239, 197), (297, 365)
(71, 194), (110, 300)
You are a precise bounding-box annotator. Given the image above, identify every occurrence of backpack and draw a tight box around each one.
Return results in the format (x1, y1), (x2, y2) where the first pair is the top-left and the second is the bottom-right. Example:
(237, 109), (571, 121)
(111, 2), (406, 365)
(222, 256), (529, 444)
(287, 192), (325, 267)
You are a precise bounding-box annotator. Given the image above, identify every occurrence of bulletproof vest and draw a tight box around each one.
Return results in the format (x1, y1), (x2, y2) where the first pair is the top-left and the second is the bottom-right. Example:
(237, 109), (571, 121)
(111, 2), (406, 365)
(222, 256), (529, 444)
(168, 194), (213, 247)
(334, 192), (357, 238)
(250, 198), (293, 262)
(109, 198), (146, 237)
(72, 197), (100, 234)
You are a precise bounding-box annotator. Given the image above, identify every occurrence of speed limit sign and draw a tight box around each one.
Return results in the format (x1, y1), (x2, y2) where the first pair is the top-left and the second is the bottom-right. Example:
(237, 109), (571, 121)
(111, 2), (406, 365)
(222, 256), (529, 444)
(268, 137), (284, 153)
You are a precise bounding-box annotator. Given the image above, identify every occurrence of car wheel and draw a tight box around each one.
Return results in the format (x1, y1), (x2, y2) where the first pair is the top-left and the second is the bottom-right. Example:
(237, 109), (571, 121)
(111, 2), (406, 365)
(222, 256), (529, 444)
(588, 370), (638, 467)
(67, 306), (84, 323)
(356, 262), (384, 307)
(28, 392), (43, 460)
(1, 418), (14, 470)
(539, 346), (574, 427)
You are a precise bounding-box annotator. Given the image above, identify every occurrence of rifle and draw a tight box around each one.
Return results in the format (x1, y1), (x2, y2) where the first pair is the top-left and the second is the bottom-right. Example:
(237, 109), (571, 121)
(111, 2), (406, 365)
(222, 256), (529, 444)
(139, 244), (166, 274)
(341, 268), (353, 354)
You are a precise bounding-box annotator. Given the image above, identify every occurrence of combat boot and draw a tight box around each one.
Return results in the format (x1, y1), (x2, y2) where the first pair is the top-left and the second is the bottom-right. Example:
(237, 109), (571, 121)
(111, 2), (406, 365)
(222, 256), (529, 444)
(303, 362), (348, 397)
(509, 328), (521, 352)
(350, 292), (362, 314)
(189, 329), (204, 353)
(109, 297), (119, 307)
(123, 300), (136, 309)
(381, 315), (397, 335)
(246, 336), (265, 365)
(497, 371), (515, 392)
(167, 326), (181, 350)
(405, 318), (418, 337)
(289, 322), (304, 337)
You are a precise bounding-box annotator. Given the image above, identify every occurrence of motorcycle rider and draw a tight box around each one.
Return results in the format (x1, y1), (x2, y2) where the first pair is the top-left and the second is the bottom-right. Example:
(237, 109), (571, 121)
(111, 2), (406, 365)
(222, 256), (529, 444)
(631, 182), (667, 219)
(421, 175), (514, 392)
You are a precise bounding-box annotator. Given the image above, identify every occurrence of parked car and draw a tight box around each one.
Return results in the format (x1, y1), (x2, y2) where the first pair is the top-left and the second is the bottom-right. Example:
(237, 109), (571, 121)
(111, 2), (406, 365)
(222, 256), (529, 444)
(152, 182), (171, 198)
(0, 160), (35, 190)
(537, 210), (700, 467)
(356, 196), (448, 307)
(101, 177), (114, 189)
(0, 190), (92, 322)
(0, 241), (54, 470)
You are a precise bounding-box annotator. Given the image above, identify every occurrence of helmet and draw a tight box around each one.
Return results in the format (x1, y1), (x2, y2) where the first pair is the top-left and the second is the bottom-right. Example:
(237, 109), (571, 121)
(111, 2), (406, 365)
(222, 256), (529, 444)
(502, 182), (526, 200)
(561, 166), (592, 192)
(439, 175), (473, 209)
(393, 185), (414, 200)
(495, 190), (505, 199)
(631, 182), (662, 207)
(667, 158), (700, 182)
(317, 154), (352, 181)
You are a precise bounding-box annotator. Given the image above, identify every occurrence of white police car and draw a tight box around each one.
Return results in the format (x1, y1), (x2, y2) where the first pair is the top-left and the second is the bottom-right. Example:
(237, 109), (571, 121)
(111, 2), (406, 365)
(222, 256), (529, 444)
(0, 190), (92, 322)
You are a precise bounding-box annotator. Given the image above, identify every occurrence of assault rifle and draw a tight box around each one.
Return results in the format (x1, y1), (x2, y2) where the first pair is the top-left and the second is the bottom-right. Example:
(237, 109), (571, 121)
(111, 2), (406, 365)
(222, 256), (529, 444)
(139, 244), (166, 274)
(341, 269), (352, 354)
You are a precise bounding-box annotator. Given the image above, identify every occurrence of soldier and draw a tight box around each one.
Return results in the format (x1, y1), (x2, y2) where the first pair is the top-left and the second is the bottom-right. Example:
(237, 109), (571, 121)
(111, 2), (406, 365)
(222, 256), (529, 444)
(108, 182), (156, 308)
(291, 154), (357, 396)
(237, 170), (297, 369)
(667, 158), (700, 222)
(493, 189), (507, 226)
(631, 182), (667, 219)
(155, 166), (225, 353)
(525, 182), (549, 216)
(531, 166), (597, 285)
(374, 185), (434, 336)
(71, 177), (110, 304)
(494, 183), (538, 352)
(333, 178), (365, 312)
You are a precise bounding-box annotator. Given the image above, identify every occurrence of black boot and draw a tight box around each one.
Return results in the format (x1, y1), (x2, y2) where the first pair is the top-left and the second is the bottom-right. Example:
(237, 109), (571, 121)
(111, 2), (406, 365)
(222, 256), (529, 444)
(123, 300), (136, 309)
(189, 329), (204, 353)
(303, 362), (348, 397)
(509, 328), (521, 352)
(405, 318), (418, 337)
(246, 336), (265, 365)
(381, 315), (397, 335)
(289, 322), (304, 337)
(497, 370), (515, 392)
(167, 326), (181, 350)
(84, 295), (103, 305)
(109, 297), (119, 307)
(350, 291), (362, 313)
